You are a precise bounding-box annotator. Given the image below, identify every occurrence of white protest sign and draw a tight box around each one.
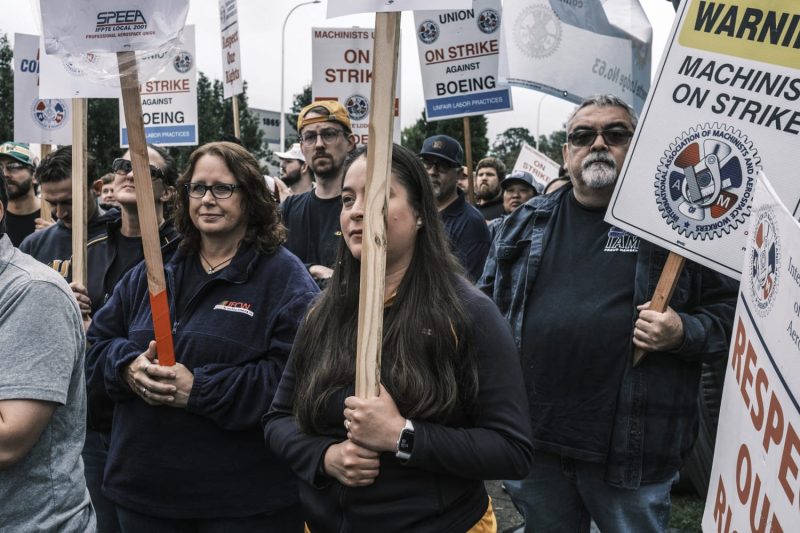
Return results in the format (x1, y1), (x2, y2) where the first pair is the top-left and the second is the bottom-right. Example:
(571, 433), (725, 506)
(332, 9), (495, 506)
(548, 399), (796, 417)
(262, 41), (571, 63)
(13, 33), (72, 145)
(499, 0), (651, 112)
(606, 0), (800, 280)
(38, 41), (120, 98)
(513, 142), (560, 190)
(328, 0), (471, 18)
(311, 27), (401, 146)
(414, 0), (512, 121)
(219, 0), (243, 99)
(40, 0), (189, 55)
(702, 174), (800, 533)
(119, 25), (197, 147)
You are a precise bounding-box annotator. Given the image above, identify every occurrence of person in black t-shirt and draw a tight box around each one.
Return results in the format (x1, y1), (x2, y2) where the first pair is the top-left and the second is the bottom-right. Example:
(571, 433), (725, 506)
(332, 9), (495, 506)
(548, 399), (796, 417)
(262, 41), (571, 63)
(0, 142), (41, 246)
(281, 100), (356, 286)
(480, 94), (737, 532)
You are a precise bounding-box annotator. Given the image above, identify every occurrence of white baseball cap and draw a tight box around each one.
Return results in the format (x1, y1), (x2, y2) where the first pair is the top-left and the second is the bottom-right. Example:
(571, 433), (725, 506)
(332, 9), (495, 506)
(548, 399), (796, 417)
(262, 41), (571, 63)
(274, 143), (305, 162)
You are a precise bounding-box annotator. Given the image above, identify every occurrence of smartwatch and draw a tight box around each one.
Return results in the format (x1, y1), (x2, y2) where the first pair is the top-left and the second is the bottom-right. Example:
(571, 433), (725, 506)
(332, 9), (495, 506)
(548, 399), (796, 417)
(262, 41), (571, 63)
(395, 419), (415, 461)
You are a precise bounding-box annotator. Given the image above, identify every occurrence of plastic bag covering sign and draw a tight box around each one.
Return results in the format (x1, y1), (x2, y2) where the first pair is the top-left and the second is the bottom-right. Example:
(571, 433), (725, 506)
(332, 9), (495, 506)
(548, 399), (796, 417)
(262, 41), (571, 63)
(414, 0), (512, 121)
(219, 0), (243, 99)
(328, 0), (471, 18)
(701, 175), (800, 533)
(40, 0), (189, 55)
(119, 25), (197, 147)
(311, 28), (401, 146)
(513, 142), (560, 189)
(499, 0), (651, 113)
(38, 38), (120, 98)
(606, 0), (800, 280)
(13, 33), (72, 145)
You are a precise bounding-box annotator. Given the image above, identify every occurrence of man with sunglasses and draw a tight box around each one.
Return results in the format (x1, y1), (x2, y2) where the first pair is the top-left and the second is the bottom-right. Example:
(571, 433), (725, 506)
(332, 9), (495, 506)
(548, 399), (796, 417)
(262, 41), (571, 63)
(419, 134), (490, 281)
(480, 94), (736, 532)
(281, 101), (356, 286)
(0, 142), (41, 246)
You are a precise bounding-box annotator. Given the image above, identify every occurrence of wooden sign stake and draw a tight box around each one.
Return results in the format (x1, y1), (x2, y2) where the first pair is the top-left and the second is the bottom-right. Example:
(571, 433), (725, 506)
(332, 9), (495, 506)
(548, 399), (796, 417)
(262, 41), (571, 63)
(633, 251), (686, 366)
(354, 12), (400, 399)
(117, 51), (176, 367)
(463, 117), (475, 204)
(71, 98), (88, 286)
(39, 144), (53, 222)
(232, 95), (241, 139)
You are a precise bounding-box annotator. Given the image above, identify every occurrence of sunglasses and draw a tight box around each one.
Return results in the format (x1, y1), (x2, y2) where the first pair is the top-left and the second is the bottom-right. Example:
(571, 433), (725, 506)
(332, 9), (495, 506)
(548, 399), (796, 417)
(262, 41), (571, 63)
(111, 158), (164, 181)
(420, 157), (459, 172)
(567, 128), (633, 148)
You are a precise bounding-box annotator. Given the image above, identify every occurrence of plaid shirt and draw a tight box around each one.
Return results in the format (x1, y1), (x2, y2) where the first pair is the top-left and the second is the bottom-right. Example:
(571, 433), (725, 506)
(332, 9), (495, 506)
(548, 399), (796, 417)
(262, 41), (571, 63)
(479, 185), (737, 488)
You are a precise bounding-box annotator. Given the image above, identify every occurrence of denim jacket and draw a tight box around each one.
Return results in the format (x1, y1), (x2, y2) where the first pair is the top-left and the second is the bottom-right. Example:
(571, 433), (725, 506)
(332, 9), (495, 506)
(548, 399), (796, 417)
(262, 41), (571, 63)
(479, 185), (737, 488)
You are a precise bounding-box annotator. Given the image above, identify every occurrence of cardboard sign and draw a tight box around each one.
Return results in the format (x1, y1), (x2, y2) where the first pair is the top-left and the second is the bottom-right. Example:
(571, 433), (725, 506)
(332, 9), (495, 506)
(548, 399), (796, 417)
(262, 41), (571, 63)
(414, 0), (512, 121)
(40, 0), (189, 55)
(702, 174), (800, 533)
(13, 33), (72, 145)
(311, 27), (401, 146)
(606, 0), (800, 280)
(219, 0), (243, 99)
(328, 0), (471, 18)
(119, 25), (197, 147)
(499, 0), (651, 112)
(513, 142), (560, 189)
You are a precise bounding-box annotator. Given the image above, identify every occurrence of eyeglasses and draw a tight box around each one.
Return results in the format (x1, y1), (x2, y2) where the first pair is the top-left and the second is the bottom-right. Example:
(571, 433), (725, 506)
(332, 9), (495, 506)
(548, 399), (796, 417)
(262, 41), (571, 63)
(0, 161), (29, 173)
(420, 157), (458, 172)
(567, 128), (633, 148)
(185, 182), (241, 199)
(111, 158), (164, 181)
(300, 128), (346, 146)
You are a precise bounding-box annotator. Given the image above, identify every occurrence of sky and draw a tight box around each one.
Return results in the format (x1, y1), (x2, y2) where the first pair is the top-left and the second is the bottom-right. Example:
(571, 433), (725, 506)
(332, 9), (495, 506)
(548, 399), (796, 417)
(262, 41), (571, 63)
(1, 0), (678, 145)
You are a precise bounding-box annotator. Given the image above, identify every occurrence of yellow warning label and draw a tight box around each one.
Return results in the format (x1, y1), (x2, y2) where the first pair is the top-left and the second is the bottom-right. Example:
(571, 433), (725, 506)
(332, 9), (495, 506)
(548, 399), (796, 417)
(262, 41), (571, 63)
(679, 0), (800, 69)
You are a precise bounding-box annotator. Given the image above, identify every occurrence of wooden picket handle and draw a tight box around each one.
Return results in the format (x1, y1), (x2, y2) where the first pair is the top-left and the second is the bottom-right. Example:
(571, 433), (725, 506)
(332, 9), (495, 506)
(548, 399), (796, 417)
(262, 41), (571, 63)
(71, 98), (88, 286)
(633, 251), (686, 366)
(463, 117), (474, 204)
(39, 144), (53, 222)
(354, 12), (400, 399)
(117, 51), (176, 367)
(232, 95), (241, 138)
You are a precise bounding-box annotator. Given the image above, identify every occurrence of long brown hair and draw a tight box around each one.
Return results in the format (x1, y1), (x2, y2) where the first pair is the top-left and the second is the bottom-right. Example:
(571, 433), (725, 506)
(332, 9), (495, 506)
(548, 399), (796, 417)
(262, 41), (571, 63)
(174, 141), (286, 253)
(292, 144), (479, 433)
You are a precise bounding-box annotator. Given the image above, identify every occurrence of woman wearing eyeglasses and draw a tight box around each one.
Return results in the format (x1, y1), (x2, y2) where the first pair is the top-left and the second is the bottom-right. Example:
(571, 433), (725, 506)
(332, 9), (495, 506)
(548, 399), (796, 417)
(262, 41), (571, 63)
(86, 141), (318, 532)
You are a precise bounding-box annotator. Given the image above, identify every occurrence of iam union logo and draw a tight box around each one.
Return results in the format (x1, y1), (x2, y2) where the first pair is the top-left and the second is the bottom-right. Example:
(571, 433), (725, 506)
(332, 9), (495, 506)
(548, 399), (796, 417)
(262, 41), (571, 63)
(477, 9), (500, 34)
(513, 3), (561, 59)
(344, 94), (369, 121)
(31, 99), (68, 130)
(417, 20), (439, 45)
(654, 123), (760, 241)
(748, 207), (780, 316)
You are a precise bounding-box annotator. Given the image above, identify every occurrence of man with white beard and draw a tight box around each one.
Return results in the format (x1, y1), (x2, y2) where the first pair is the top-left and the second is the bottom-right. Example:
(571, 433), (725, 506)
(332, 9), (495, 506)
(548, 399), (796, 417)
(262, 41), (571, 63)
(480, 94), (736, 532)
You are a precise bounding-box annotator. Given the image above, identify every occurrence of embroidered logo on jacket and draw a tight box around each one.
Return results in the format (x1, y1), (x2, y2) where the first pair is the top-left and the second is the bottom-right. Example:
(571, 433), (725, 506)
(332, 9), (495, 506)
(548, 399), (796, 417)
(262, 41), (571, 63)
(213, 300), (254, 317)
(604, 227), (640, 253)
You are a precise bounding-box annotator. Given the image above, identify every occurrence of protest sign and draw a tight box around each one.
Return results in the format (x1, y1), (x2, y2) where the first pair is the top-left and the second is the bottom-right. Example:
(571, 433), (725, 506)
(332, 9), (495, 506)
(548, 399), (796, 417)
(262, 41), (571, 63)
(119, 25), (198, 147)
(311, 27), (401, 145)
(513, 142), (560, 190)
(219, 0), (243, 99)
(328, 0), (470, 18)
(499, 0), (651, 112)
(38, 39), (120, 99)
(702, 174), (800, 533)
(13, 33), (72, 145)
(414, 0), (512, 121)
(41, 0), (189, 55)
(606, 0), (800, 280)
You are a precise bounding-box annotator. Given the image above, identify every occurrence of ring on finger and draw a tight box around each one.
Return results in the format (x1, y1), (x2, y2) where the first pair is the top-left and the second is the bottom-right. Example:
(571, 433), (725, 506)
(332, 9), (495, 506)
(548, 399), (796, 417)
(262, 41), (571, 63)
(141, 386), (147, 395)
(345, 419), (351, 431)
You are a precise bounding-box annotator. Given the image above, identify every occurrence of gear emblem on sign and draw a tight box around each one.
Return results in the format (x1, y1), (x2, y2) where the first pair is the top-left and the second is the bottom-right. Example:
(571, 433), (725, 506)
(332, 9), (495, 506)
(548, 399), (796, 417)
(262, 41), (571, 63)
(477, 9), (500, 34)
(418, 20), (439, 45)
(345, 95), (369, 121)
(31, 99), (68, 130)
(174, 51), (193, 73)
(513, 4), (562, 59)
(748, 207), (780, 317)
(654, 123), (760, 240)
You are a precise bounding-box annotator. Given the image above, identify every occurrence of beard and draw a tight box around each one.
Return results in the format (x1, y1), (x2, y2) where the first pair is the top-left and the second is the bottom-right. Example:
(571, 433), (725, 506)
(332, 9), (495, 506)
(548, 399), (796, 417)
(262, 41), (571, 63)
(476, 182), (501, 201)
(579, 152), (617, 189)
(7, 175), (33, 199)
(282, 168), (302, 187)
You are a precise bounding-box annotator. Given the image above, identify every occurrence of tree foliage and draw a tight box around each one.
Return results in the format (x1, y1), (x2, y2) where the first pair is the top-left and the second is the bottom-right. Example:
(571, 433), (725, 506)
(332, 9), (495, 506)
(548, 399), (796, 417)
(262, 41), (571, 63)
(536, 129), (566, 166)
(287, 85), (312, 148)
(401, 111), (489, 164)
(490, 126), (566, 170)
(0, 34), (14, 143)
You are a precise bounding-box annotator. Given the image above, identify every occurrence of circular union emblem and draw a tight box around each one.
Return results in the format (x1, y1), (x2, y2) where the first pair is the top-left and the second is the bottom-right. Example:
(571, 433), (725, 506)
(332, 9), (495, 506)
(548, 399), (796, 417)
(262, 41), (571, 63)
(62, 53), (97, 77)
(513, 4), (561, 59)
(345, 94), (369, 121)
(654, 123), (760, 240)
(748, 207), (780, 316)
(477, 9), (500, 34)
(173, 50), (193, 73)
(418, 20), (439, 44)
(31, 99), (68, 130)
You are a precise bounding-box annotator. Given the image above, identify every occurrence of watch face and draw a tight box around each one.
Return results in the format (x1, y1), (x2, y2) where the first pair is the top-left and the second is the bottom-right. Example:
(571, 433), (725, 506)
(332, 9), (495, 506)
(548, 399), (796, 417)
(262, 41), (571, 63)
(398, 429), (415, 453)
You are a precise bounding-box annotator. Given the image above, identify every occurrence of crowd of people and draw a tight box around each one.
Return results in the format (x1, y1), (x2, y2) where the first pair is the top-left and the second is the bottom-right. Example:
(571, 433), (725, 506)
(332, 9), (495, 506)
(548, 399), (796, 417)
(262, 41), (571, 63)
(0, 94), (736, 533)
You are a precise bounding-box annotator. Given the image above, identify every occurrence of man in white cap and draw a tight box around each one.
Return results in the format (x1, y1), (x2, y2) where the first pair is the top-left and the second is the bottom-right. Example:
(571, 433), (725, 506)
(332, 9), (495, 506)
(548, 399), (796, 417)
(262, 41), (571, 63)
(275, 142), (313, 196)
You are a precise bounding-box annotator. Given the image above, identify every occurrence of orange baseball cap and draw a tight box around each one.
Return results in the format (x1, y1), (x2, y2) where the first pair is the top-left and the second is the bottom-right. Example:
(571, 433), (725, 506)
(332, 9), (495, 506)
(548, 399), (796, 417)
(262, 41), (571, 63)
(297, 100), (352, 133)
